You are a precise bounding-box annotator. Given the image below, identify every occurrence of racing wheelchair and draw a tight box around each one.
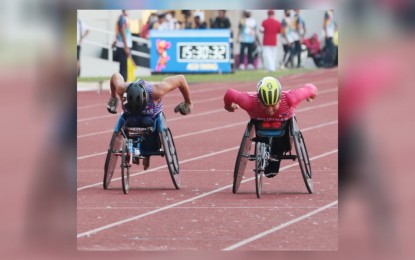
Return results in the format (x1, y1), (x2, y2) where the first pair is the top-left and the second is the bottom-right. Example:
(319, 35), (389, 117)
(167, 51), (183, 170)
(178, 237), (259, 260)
(103, 112), (180, 194)
(233, 116), (313, 198)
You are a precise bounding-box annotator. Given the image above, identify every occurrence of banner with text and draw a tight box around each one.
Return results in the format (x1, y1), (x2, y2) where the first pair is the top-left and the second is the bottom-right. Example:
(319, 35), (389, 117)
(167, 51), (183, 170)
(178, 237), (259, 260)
(150, 29), (231, 74)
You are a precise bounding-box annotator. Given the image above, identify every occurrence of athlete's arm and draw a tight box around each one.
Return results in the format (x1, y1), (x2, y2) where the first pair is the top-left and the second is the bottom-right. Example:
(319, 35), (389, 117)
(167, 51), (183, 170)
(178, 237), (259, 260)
(152, 75), (193, 106)
(223, 88), (253, 112)
(110, 73), (129, 101)
(286, 83), (318, 107)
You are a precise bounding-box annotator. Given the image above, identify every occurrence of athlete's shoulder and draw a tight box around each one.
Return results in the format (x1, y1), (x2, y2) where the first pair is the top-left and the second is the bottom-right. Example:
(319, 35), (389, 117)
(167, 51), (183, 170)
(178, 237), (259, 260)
(246, 91), (257, 97)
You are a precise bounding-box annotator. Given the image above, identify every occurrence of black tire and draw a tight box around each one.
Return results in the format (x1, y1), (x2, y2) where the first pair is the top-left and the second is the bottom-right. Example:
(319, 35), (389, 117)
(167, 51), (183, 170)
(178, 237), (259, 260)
(233, 123), (254, 193)
(103, 132), (122, 189)
(255, 142), (265, 199)
(294, 131), (313, 194)
(121, 138), (130, 194)
(161, 128), (180, 189)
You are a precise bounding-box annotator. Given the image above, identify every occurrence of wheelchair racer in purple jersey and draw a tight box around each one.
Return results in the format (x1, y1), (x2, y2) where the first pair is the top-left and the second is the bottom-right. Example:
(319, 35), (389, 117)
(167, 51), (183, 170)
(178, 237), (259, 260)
(106, 72), (193, 169)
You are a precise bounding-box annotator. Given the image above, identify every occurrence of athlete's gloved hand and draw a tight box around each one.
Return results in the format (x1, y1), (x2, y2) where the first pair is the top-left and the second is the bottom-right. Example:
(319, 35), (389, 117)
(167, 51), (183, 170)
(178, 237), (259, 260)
(174, 102), (192, 115)
(224, 102), (239, 112)
(107, 97), (118, 114)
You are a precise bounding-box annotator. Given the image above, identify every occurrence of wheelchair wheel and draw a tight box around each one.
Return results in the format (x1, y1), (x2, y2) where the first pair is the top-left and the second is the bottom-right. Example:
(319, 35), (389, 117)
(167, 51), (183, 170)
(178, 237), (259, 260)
(255, 142), (266, 199)
(121, 138), (130, 194)
(293, 131), (313, 194)
(103, 131), (123, 189)
(161, 128), (180, 189)
(233, 123), (254, 193)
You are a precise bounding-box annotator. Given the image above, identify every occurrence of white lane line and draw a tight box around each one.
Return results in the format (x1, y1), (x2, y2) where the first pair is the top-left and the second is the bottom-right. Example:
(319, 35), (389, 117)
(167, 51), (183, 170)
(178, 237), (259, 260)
(78, 169), (336, 173)
(77, 149), (338, 238)
(77, 97), (222, 122)
(174, 122), (246, 139)
(79, 206), (326, 210)
(77, 114), (336, 162)
(296, 101), (337, 112)
(78, 114), (117, 123)
(77, 146), (239, 191)
(301, 120), (337, 132)
(77, 130), (114, 139)
(77, 108), (225, 138)
(77, 120), (338, 189)
(77, 99), (337, 140)
(318, 88), (338, 94)
(77, 152), (107, 160)
(77, 120), (338, 186)
(78, 104), (103, 110)
(77, 89), (225, 111)
(222, 200), (338, 251)
(76, 72), (324, 110)
(77, 84), (337, 122)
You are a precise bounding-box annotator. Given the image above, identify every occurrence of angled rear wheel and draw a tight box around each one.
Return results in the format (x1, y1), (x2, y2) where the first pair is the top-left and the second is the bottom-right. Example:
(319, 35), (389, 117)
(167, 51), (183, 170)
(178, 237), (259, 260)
(103, 132), (122, 189)
(161, 128), (180, 189)
(233, 123), (254, 193)
(294, 131), (313, 194)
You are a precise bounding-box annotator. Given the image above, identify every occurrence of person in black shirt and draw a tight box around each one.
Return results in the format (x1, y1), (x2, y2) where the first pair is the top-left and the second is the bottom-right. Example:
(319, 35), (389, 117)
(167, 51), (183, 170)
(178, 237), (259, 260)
(194, 15), (207, 29)
(211, 10), (231, 29)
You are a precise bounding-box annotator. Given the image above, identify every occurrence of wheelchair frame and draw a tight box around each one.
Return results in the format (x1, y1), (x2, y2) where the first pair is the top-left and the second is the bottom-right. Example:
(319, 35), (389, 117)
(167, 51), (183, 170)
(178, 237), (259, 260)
(232, 116), (313, 198)
(103, 112), (180, 194)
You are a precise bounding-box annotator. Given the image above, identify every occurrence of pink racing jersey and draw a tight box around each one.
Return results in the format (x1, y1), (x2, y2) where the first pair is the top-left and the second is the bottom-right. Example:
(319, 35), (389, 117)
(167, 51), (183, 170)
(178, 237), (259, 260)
(224, 84), (317, 121)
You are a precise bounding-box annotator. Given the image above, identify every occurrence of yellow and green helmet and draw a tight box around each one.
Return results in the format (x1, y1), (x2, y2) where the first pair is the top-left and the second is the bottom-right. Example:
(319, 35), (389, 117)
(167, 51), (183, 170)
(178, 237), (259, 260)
(256, 76), (282, 105)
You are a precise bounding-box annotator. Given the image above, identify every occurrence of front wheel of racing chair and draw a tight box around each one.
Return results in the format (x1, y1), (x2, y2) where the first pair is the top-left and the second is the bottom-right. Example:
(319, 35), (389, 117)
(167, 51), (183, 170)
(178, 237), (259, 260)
(233, 122), (255, 193)
(159, 114), (180, 189)
(255, 141), (267, 199)
(291, 117), (313, 193)
(103, 131), (123, 189)
(120, 138), (130, 194)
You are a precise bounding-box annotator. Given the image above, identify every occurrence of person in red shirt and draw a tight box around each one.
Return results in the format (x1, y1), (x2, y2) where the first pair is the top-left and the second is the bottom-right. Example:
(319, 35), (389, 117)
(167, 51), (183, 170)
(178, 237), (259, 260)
(303, 33), (324, 67)
(260, 10), (281, 72)
(224, 76), (317, 177)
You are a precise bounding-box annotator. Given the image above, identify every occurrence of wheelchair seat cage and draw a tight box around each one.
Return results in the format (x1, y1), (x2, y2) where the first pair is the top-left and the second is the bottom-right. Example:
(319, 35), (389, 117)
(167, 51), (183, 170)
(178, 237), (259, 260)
(103, 112), (181, 194)
(232, 116), (313, 198)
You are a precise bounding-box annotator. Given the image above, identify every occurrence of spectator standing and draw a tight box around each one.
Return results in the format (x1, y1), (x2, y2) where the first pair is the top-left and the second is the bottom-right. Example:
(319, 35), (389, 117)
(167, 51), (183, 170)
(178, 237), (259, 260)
(194, 10), (205, 24)
(237, 10), (258, 70)
(333, 24), (338, 67)
(292, 10), (306, 68)
(211, 10), (231, 29)
(194, 15), (207, 29)
(140, 16), (152, 39)
(148, 13), (158, 29)
(260, 10), (281, 72)
(281, 10), (294, 69)
(323, 9), (336, 67)
(181, 10), (193, 29)
(77, 16), (89, 77)
(153, 13), (170, 31)
(114, 10), (134, 81)
(166, 11), (178, 30)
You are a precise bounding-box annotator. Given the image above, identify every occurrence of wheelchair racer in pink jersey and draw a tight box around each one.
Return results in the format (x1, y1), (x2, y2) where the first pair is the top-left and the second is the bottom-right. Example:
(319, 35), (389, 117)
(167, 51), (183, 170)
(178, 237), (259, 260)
(224, 76), (317, 177)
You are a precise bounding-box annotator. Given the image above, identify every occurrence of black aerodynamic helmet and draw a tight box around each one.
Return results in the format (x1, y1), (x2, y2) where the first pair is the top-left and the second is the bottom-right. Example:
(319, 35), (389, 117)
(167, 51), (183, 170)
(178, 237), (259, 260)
(124, 81), (148, 114)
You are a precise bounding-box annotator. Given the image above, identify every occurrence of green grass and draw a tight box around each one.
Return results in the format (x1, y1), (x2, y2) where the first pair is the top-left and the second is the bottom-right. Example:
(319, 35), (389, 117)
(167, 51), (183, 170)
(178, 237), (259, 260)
(78, 68), (315, 84)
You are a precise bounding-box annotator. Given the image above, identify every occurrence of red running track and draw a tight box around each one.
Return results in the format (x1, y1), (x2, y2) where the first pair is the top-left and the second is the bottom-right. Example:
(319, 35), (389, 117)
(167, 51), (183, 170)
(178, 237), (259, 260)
(77, 68), (338, 250)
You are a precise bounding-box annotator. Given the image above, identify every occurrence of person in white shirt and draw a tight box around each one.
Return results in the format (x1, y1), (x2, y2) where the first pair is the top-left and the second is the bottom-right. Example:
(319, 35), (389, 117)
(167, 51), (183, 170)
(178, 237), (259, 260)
(323, 9), (336, 67)
(154, 13), (170, 31)
(237, 10), (259, 70)
(281, 10), (294, 69)
(165, 11), (177, 30)
(77, 16), (89, 77)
